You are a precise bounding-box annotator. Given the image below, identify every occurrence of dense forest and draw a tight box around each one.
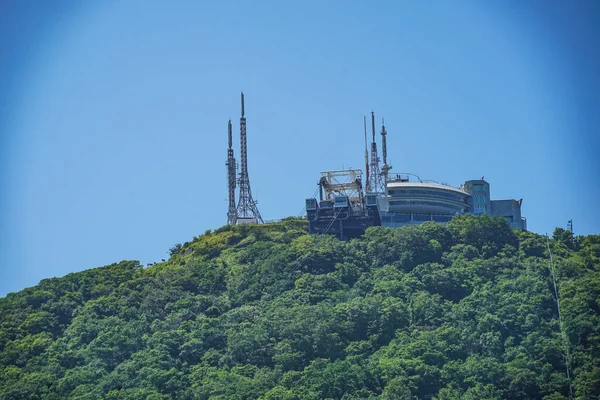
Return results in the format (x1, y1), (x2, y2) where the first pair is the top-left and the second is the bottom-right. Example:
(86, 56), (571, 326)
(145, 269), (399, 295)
(1, 215), (599, 399)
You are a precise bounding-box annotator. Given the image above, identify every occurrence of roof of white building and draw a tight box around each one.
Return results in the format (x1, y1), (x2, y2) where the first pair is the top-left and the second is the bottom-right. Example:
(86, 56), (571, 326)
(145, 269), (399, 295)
(387, 181), (470, 196)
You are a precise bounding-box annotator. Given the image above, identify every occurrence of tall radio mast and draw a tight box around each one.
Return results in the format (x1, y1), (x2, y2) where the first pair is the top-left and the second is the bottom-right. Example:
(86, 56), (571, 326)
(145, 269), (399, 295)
(368, 111), (385, 193)
(235, 92), (263, 223)
(364, 116), (370, 192)
(226, 119), (237, 225)
(381, 118), (391, 191)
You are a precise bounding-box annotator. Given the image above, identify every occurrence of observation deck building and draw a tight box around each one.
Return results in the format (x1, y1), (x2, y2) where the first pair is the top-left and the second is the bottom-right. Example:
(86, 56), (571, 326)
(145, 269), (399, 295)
(377, 175), (526, 230)
(306, 172), (526, 238)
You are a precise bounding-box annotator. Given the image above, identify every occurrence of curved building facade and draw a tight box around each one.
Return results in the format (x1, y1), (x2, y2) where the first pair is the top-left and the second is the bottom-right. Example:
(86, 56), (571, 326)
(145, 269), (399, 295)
(378, 177), (470, 227)
(376, 176), (526, 230)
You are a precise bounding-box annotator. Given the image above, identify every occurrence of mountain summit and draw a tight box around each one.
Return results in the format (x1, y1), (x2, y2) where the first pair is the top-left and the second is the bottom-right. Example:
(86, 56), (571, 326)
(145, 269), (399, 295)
(1, 216), (599, 399)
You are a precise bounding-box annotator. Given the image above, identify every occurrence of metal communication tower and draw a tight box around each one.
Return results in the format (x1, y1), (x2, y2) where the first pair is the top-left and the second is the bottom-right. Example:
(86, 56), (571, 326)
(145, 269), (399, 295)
(364, 116), (370, 192)
(380, 118), (392, 191)
(367, 111), (385, 193)
(226, 119), (237, 225)
(235, 92), (263, 224)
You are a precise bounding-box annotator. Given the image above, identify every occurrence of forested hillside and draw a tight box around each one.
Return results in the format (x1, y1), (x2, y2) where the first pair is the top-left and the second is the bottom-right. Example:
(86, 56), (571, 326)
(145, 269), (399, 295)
(1, 216), (599, 399)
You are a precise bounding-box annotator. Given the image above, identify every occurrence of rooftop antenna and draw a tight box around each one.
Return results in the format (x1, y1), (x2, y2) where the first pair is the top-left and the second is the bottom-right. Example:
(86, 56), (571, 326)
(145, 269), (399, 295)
(235, 92), (264, 223)
(381, 117), (391, 192)
(226, 119), (237, 225)
(364, 116), (370, 192)
(367, 111), (384, 193)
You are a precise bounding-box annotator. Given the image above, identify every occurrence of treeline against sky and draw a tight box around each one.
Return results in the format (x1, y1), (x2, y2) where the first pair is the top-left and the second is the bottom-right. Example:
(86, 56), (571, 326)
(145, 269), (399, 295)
(0, 216), (599, 399)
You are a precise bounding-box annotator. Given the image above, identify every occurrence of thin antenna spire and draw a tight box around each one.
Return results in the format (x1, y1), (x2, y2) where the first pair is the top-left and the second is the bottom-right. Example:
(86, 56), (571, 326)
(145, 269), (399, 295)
(241, 92), (245, 117)
(364, 116), (370, 193)
(371, 111), (376, 142)
(228, 119), (233, 148)
(381, 117), (388, 166)
(381, 117), (391, 193)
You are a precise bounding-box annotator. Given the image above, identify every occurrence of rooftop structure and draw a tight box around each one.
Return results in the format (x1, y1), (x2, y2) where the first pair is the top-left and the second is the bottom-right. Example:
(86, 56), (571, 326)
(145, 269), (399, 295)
(463, 179), (526, 230)
(306, 169), (378, 239)
(305, 113), (527, 237)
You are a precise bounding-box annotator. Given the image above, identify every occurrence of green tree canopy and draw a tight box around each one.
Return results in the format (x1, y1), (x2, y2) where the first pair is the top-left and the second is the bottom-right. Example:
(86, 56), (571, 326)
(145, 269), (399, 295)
(1, 217), (598, 399)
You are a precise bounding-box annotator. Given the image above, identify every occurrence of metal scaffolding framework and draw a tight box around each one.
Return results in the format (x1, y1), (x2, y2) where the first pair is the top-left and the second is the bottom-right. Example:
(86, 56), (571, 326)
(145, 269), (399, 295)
(319, 169), (364, 206)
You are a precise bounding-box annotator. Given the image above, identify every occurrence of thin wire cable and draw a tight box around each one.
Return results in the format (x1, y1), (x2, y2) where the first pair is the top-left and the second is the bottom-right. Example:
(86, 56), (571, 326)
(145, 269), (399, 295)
(289, 206), (344, 274)
(290, 207), (342, 274)
(546, 235), (574, 399)
(489, 202), (517, 218)
(295, 187), (321, 217)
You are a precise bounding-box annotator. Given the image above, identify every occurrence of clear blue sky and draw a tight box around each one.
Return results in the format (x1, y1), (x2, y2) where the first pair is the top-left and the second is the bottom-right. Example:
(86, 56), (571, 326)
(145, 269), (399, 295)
(1, 1), (599, 297)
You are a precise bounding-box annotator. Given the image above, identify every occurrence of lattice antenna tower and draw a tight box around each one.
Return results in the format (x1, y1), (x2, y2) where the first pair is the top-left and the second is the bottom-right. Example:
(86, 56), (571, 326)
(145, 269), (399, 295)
(226, 119), (238, 225)
(368, 111), (385, 193)
(381, 117), (392, 187)
(235, 92), (264, 223)
(364, 116), (370, 192)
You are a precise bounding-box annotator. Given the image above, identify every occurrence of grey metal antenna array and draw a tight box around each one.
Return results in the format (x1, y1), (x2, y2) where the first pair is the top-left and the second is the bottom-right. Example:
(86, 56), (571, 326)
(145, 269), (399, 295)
(235, 92), (264, 223)
(368, 111), (385, 193)
(381, 118), (392, 189)
(226, 119), (237, 225)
